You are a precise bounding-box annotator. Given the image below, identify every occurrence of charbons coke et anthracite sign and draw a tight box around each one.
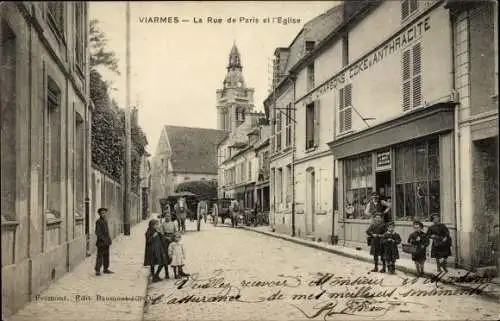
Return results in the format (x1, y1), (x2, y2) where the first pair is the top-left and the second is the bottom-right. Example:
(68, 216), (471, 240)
(302, 15), (432, 105)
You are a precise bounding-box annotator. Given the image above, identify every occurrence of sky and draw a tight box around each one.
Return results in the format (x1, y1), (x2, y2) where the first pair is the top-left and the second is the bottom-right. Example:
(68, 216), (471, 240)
(89, 1), (337, 154)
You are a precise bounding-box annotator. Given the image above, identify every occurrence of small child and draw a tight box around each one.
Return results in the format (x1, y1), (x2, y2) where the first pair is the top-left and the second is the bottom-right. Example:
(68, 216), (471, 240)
(160, 214), (178, 279)
(144, 219), (168, 282)
(168, 232), (190, 279)
(407, 220), (429, 276)
(381, 221), (402, 274)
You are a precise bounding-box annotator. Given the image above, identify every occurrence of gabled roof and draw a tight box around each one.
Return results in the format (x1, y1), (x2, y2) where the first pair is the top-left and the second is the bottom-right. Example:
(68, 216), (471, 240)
(164, 125), (227, 174)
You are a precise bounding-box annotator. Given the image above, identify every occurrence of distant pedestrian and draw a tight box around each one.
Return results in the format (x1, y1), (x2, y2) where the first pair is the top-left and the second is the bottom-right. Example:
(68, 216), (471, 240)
(427, 213), (452, 273)
(175, 198), (191, 233)
(230, 199), (240, 228)
(95, 208), (114, 276)
(366, 213), (387, 273)
(144, 219), (168, 282)
(381, 221), (402, 274)
(407, 220), (429, 276)
(168, 232), (190, 279)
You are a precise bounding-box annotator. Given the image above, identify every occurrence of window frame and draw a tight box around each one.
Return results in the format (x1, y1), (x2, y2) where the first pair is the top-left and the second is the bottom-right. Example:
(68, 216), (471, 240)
(307, 63), (315, 92)
(305, 102), (315, 149)
(74, 2), (86, 75)
(401, 0), (419, 22)
(343, 154), (374, 220)
(47, 2), (66, 41)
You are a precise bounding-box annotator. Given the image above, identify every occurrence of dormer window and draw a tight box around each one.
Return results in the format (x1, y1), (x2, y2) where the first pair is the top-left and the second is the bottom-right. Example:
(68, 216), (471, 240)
(305, 41), (315, 54)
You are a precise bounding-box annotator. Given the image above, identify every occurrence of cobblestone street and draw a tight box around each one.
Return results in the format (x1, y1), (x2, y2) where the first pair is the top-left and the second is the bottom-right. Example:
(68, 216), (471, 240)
(144, 220), (500, 321)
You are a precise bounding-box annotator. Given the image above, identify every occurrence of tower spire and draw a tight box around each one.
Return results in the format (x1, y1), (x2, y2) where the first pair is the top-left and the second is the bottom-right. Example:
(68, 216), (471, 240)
(228, 42), (242, 69)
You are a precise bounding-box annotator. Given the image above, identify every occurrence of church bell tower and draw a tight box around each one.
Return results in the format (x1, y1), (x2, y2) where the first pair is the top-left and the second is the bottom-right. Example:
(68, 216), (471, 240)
(216, 43), (255, 132)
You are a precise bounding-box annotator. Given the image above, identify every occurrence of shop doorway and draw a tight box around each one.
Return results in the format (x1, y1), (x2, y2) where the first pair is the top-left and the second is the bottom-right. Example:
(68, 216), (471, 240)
(376, 170), (391, 199)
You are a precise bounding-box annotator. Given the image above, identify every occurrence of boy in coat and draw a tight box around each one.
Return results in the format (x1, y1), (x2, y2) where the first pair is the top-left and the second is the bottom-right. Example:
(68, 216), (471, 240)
(95, 208), (114, 276)
(381, 221), (402, 274)
(366, 213), (387, 273)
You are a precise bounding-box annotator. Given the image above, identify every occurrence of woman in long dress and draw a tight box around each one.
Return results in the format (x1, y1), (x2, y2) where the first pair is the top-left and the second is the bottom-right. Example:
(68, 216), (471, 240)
(426, 213), (452, 273)
(143, 219), (168, 282)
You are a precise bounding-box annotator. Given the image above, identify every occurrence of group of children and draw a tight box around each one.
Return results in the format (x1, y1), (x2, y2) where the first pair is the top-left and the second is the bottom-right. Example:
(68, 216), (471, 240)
(366, 213), (452, 276)
(143, 214), (190, 282)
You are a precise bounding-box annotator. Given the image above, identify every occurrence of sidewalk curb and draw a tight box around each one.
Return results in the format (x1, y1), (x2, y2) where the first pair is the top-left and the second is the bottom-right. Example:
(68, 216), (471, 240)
(241, 226), (500, 302)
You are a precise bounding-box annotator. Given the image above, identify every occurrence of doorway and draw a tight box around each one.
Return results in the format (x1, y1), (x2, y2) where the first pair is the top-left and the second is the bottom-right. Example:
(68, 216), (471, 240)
(375, 170), (391, 199)
(306, 167), (316, 234)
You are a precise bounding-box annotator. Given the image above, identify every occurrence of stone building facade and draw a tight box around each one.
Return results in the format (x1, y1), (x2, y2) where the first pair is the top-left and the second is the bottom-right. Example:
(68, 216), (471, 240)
(1, 2), (91, 316)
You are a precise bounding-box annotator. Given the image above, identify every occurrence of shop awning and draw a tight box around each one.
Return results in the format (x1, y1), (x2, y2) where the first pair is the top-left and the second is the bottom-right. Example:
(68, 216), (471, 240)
(327, 102), (456, 159)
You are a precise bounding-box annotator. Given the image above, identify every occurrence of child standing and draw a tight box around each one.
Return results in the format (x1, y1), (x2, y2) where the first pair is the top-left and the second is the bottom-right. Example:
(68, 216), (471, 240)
(407, 220), (429, 276)
(160, 214), (178, 279)
(427, 213), (452, 273)
(168, 232), (190, 279)
(144, 219), (168, 282)
(381, 221), (402, 274)
(366, 213), (388, 273)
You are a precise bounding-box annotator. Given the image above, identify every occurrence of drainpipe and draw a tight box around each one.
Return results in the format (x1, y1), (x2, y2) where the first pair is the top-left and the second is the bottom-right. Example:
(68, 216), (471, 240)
(290, 74), (297, 237)
(450, 10), (461, 267)
(331, 87), (338, 245)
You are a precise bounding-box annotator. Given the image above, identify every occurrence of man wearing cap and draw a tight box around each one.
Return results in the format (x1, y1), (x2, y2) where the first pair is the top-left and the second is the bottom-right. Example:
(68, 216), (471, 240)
(364, 192), (391, 222)
(95, 208), (113, 276)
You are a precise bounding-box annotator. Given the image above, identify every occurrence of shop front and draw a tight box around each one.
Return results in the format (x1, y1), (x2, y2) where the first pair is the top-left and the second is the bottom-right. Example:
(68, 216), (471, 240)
(328, 103), (458, 263)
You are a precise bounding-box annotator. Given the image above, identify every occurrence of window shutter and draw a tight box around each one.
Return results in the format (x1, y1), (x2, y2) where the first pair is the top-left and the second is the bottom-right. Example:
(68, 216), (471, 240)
(401, 0), (409, 20)
(314, 100), (320, 146)
(412, 43), (422, 107)
(344, 84), (352, 131)
(402, 49), (411, 111)
(338, 88), (345, 132)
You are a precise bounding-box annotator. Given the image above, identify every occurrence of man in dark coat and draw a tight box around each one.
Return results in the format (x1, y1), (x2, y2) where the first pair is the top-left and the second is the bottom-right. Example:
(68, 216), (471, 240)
(365, 192), (391, 222)
(95, 208), (113, 276)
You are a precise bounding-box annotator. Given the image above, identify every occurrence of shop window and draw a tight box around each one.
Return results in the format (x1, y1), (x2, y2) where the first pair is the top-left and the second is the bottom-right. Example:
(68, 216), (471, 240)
(344, 154), (373, 219)
(401, 0), (418, 21)
(339, 84), (353, 133)
(1, 22), (16, 221)
(402, 43), (422, 111)
(46, 78), (62, 218)
(395, 137), (440, 221)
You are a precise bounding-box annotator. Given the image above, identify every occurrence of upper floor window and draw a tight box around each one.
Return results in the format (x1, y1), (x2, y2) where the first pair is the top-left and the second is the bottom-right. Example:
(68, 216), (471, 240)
(342, 34), (349, 67)
(401, 0), (418, 21)
(1, 22), (17, 221)
(305, 41), (315, 54)
(305, 101), (319, 149)
(46, 77), (62, 218)
(339, 84), (353, 133)
(236, 108), (245, 122)
(47, 2), (65, 39)
(402, 43), (422, 111)
(276, 111), (282, 151)
(74, 111), (85, 214)
(307, 63), (315, 91)
(75, 2), (86, 73)
(285, 103), (292, 148)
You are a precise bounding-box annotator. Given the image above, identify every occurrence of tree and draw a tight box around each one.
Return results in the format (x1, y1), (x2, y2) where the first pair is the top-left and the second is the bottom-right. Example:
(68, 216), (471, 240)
(90, 19), (148, 193)
(89, 19), (120, 75)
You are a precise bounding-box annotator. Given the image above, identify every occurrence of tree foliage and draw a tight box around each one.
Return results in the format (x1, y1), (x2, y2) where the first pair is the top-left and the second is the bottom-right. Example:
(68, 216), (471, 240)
(90, 20), (148, 193)
(175, 180), (218, 199)
(89, 19), (120, 76)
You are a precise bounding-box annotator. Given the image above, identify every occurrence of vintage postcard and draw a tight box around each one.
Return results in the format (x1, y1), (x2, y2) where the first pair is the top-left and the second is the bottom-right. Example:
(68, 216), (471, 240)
(1, 1), (499, 320)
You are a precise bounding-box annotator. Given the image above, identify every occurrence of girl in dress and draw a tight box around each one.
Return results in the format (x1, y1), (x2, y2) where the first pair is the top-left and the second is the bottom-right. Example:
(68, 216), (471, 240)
(426, 213), (452, 273)
(160, 214), (177, 279)
(366, 213), (387, 273)
(407, 220), (429, 276)
(381, 221), (402, 274)
(143, 219), (168, 282)
(168, 232), (190, 279)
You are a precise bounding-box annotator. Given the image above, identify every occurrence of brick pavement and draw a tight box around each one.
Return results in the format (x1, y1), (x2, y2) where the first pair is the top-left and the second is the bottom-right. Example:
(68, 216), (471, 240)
(144, 221), (500, 321)
(243, 225), (500, 301)
(6, 216), (154, 321)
